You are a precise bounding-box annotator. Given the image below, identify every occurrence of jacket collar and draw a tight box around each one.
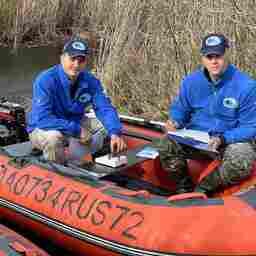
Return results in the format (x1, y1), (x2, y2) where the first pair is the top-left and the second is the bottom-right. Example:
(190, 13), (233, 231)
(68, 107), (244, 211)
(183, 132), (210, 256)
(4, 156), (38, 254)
(57, 64), (85, 88)
(202, 64), (236, 88)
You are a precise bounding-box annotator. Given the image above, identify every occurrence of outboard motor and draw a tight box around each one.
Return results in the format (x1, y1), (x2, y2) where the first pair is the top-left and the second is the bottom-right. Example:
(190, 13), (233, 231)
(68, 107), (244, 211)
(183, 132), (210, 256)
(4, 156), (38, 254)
(0, 97), (28, 146)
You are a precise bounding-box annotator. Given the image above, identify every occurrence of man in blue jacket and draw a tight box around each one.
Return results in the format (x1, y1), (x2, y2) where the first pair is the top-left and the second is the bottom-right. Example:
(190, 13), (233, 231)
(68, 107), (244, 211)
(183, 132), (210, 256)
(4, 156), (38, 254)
(153, 33), (256, 195)
(27, 38), (126, 164)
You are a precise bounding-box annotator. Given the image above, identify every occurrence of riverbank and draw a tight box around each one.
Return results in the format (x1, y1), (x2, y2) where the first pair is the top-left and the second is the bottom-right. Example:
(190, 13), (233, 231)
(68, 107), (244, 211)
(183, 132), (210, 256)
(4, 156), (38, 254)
(1, 0), (256, 120)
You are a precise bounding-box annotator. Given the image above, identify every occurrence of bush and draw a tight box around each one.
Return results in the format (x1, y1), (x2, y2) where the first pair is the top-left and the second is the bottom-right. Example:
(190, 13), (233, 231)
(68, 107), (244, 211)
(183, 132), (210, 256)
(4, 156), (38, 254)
(1, 0), (256, 120)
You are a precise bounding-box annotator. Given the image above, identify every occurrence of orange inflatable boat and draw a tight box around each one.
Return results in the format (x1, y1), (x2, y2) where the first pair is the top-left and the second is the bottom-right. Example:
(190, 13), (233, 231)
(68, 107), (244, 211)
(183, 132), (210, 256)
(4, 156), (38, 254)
(0, 99), (255, 256)
(0, 223), (50, 256)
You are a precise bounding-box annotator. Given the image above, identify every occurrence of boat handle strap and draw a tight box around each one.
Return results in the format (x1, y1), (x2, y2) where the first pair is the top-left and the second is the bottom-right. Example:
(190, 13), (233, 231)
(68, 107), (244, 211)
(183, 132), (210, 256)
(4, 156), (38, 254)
(9, 241), (38, 256)
(198, 159), (222, 183)
(116, 189), (151, 199)
(101, 185), (151, 199)
(167, 192), (207, 202)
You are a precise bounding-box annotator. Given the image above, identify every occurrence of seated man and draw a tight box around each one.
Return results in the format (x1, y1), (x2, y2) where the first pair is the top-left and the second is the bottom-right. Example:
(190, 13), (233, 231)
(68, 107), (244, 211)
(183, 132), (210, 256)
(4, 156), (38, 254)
(27, 38), (126, 164)
(153, 33), (256, 195)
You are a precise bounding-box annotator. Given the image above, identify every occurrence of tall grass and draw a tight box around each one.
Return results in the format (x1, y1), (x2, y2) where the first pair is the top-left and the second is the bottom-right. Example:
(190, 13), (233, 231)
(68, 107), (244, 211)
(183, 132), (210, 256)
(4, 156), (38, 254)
(1, 0), (256, 119)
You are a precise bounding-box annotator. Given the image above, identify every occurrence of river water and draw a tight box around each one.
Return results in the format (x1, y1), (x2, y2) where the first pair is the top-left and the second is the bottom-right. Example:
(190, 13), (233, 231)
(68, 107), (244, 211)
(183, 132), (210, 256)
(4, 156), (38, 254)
(0, 46), (72, 255)
(0, 46), (60, 98)
(0, 47), (126, 256)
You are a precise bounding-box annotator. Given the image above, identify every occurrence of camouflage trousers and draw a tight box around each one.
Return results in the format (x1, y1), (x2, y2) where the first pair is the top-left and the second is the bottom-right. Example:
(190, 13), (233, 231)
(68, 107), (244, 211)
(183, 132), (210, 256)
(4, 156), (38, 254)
(152, 136), (256, 194)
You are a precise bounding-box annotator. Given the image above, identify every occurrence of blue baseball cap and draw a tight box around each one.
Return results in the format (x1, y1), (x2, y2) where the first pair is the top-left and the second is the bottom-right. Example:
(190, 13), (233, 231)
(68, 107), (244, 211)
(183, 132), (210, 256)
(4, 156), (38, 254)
(200, 33), (229, 56)
(63, 39), (89, 57)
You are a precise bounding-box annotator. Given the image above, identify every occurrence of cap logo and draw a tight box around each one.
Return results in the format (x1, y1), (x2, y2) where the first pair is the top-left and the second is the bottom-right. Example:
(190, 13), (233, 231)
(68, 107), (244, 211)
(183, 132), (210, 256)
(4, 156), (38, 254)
(72, 41), (86, 50)
(205, 36), (222, 46)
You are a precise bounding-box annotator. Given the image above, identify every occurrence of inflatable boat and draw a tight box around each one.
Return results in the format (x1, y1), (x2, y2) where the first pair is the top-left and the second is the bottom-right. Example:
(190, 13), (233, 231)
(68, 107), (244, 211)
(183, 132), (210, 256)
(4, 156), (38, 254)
(0, 98), (255, 256)
(0, 223), (50, 256)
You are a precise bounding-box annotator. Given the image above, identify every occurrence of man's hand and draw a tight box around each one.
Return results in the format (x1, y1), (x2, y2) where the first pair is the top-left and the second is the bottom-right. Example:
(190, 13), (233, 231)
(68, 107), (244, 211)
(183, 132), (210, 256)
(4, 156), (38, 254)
(165, 120), (177, 132)
(208, 136), (222, 151)
(110, 134), (127, 154)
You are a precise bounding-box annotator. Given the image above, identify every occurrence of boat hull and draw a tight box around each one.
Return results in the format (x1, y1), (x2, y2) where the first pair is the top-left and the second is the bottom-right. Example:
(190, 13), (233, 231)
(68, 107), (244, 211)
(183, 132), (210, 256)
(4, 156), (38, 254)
(0, 112), (255, 255)
(0, 223), (50, 256)
(0, 150), (255, 255)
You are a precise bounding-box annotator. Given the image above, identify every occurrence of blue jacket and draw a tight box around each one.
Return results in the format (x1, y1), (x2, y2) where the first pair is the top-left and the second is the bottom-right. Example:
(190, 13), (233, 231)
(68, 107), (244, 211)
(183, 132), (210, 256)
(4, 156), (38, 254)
(27, 65), (122, 137)
(170, 64), (256, 144)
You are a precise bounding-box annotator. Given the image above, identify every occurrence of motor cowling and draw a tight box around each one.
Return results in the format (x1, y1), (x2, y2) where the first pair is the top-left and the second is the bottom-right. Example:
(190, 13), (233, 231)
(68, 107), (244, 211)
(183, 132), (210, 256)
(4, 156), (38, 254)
(0, 98), (28, 146)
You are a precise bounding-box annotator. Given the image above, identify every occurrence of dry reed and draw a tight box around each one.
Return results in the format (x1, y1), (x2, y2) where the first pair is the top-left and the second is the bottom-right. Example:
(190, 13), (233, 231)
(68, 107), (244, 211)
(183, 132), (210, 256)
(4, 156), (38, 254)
(1, 0), (256, 119)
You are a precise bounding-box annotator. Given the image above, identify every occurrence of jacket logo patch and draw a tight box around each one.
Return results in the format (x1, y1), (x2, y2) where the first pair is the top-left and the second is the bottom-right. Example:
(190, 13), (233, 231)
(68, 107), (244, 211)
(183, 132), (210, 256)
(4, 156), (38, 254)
(223, 98), (239, 109)
(78, 93), (91, 103)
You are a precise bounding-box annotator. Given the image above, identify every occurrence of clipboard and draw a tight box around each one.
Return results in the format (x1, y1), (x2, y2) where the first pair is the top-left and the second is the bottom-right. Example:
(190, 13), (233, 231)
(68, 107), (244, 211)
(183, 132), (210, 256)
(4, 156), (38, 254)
(168, 129), (219, 158)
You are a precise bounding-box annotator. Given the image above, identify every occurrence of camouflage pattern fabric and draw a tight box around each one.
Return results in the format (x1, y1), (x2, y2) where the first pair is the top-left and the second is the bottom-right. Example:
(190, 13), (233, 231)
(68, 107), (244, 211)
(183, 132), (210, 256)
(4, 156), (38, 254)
(196, 142), (255, 194)
(152, 136), (256, 194)
(152, 136), (194, 193)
